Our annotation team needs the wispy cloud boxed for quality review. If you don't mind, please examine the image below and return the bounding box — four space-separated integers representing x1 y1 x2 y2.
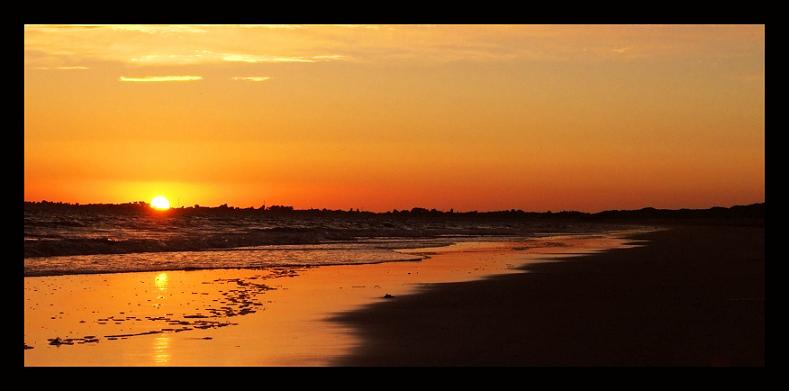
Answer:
26 25 208 34
129 53 214 65
222 54 319 63
311 54 346 61
119 75 202 82
34 66 90 70
25 25 348 67
107 25 208 34
232 76 271 82
234 24 305 29
25 25 764 68
126 51 344 66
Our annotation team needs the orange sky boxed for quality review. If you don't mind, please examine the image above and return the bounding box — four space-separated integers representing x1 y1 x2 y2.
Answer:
24 25 764 212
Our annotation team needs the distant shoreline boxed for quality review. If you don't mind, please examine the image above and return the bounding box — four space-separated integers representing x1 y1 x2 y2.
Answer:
24 200 765 220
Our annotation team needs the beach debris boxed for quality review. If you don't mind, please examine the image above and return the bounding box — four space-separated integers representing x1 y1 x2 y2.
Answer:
48 336 100 346
104 330 162 339
383 294 395 299
24 343 34 350
39 274 282 348
48 337 64 346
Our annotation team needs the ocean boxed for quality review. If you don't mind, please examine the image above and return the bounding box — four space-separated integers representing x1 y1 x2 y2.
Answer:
24 206 609 276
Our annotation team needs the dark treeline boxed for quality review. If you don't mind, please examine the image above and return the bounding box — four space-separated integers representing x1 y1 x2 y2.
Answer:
24 201 764 223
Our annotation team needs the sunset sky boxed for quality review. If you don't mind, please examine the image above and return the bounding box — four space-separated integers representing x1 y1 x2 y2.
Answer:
24 25 764 212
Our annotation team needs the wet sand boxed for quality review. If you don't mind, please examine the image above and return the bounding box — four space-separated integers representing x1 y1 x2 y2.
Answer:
333 225 765 366
24 230 644 366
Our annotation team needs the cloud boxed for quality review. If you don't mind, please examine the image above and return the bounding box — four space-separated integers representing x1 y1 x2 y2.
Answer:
129 53 215 65
311 54 346 61
25 25 348 67
107 25 207 34
34 66 90 70
222 54 317 63
26 25 207 34
234 24 305 29
125 52 344 66
25 25 764 68
119 75 203 82
232 76 271 82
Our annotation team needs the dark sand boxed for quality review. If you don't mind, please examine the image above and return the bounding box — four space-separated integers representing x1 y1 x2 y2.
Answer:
333 226 764 366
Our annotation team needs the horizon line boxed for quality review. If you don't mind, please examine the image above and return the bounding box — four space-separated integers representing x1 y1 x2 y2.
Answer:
23 199 765 215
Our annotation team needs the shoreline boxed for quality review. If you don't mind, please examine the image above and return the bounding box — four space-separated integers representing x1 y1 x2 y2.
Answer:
23 231 630 277
24 229 644 366
331 225 765 366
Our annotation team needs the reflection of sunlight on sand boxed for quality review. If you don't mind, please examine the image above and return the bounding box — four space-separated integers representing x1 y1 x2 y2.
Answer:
154 273 168 291
153 335 170 365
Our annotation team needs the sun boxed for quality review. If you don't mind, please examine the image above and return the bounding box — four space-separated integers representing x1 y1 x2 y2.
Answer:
150 196 171 210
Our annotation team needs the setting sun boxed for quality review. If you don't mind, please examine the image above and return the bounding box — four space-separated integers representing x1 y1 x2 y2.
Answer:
150 196 170 210
23 25 765 367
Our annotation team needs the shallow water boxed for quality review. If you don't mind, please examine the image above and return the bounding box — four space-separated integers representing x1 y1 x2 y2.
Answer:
24 240 430 276
25 207 622 259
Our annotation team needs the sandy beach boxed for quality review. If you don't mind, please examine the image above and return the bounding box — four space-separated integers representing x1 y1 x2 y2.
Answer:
333 225 765 366
24 230 645 366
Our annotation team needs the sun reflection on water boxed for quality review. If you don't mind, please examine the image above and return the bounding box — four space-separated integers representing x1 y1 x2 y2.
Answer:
152 335 170 365
154 273 168 291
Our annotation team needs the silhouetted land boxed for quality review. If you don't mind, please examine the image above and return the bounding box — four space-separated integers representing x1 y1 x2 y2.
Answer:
25 201 764 225
333 225 765 366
